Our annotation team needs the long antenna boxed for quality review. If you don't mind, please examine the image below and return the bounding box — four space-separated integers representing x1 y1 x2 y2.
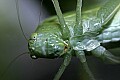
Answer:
15 0 28 41
0 52 28 80
38 0 44 25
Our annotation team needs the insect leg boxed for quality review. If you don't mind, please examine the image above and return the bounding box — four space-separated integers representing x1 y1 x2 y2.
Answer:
53 52 72 80
91 46 120 64
75 0 82 25
76 50 96 80
97 0 120 26
74 0 83 36
51 0 70 39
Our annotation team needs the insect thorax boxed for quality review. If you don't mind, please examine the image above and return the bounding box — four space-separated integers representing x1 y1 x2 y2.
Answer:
82 17 102 34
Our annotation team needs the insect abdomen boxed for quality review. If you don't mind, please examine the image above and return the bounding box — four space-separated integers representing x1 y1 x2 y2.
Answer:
97 8 120 43
97 29 120 43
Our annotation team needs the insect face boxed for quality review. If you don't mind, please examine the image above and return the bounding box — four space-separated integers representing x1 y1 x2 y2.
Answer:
28 32 68 59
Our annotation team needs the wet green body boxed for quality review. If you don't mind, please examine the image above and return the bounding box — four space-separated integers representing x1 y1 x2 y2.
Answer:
28 0 120 80
28 7 120 59
36 7 120 45
29 8 99 58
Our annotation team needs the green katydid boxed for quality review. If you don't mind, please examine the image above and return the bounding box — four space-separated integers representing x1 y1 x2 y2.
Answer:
28 0 120 80
1 0 120 80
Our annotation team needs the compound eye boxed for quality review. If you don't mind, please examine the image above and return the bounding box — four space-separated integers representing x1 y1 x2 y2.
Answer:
30 33 37 40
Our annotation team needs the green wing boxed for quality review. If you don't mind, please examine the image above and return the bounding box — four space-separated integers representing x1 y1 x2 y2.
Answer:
97 9 120 43
97 0 120 25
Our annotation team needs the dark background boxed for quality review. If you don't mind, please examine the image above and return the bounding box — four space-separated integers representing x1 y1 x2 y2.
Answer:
0 0 120 80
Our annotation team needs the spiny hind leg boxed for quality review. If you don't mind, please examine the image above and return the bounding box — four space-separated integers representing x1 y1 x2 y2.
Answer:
76 50 96 80
74 0 83 35
53 53 72 80
92 46 120 64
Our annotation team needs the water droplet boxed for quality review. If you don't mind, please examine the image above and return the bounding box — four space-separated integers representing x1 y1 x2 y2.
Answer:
31 55 37 59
